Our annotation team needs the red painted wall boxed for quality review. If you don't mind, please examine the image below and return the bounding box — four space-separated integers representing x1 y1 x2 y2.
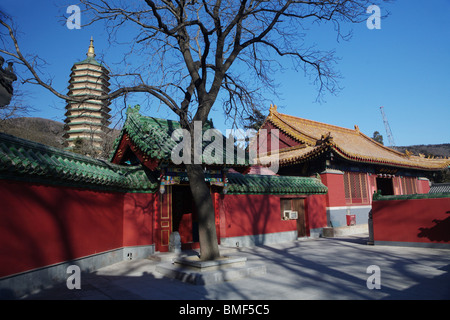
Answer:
0 177 329 278
305 194 327 229
0 180 156 278
219 194 327 238
417 179 430 194
220 194 295 238
372 197 450 244
123 193 156 247
320 173 346 207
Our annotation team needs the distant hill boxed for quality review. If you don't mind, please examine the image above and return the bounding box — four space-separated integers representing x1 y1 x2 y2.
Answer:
0 117 121 158
394 144 450 158
0 117 65 149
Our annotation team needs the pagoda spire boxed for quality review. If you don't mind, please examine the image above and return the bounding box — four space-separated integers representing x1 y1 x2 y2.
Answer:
87 36 95 58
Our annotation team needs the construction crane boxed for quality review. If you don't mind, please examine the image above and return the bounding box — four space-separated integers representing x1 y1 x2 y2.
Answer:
380 106 396 147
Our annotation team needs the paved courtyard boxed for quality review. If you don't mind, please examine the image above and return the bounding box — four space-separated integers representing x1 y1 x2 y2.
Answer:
19 233 450 300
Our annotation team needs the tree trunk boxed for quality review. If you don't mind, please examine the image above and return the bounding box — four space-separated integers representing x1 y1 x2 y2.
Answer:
185 163 220 261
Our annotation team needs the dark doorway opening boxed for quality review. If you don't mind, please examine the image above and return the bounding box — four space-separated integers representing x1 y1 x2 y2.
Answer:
172 186 199 248
376 177 394 196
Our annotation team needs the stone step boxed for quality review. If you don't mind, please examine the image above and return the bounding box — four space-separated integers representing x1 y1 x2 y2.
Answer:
156 256 266 285
148 251 196 262
148 246 240 263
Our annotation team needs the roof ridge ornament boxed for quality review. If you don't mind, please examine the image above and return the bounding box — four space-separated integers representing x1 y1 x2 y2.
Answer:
404 149 412 158
126 104 141 115
317 132 333 145
269 104 277 114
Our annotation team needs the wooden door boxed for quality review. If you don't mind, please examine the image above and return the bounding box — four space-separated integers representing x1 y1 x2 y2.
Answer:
280 198 292 217
292 198 306 238
156 186 172 252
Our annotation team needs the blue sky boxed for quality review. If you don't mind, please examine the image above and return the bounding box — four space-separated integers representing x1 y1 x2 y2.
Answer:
1 0 449 146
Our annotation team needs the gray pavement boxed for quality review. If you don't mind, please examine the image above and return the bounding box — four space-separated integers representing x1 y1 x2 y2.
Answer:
19 233 450 300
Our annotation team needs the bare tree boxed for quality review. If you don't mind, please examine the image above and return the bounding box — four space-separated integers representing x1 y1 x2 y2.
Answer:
0 1 390 260
0 83 35 120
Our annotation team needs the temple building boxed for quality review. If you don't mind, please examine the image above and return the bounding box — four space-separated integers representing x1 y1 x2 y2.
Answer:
257 105 450 234
0 105 329 296
63 37 111 155
2 98 448 296
110 105 329 250
1 34 449 296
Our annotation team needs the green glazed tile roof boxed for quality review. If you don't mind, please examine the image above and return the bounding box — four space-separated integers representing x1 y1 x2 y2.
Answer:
0 132 158 192
73 57 105 68
225 173 328 195
0 131 327 196
111 105 249 166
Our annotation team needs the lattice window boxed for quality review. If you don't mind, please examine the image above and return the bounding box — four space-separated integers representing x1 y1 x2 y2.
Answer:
343 172 369 204
343 172 351 202
360 174 368 202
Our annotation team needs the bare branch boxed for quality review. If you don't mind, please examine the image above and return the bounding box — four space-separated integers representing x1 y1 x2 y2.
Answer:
3 0 390 124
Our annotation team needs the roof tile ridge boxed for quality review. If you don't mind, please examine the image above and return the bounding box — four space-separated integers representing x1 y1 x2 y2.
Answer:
256 143 310 158
276 111 359 136
356 130 411 157
278 143 330 166
274 110 443 164
329 142 448 170
269 110 317 145
279 144 309 153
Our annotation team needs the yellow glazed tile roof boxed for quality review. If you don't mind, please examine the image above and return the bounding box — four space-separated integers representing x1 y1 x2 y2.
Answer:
261 105 450 170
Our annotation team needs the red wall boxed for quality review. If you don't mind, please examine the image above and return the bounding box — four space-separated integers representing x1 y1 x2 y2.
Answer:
305 194 327 230
0 178 329 278
320 173 346 207
123 193 157 247
417 179 430 194
219 194 327 239
372 197 450 244
0 180 155 278
220 194 294 238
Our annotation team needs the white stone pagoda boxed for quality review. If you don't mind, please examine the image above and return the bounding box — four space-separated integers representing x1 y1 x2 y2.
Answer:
64 37 111 154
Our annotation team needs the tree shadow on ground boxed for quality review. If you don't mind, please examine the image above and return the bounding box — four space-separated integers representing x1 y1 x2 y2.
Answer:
325 234 370 245
16 235 450 301
17 259 210 300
